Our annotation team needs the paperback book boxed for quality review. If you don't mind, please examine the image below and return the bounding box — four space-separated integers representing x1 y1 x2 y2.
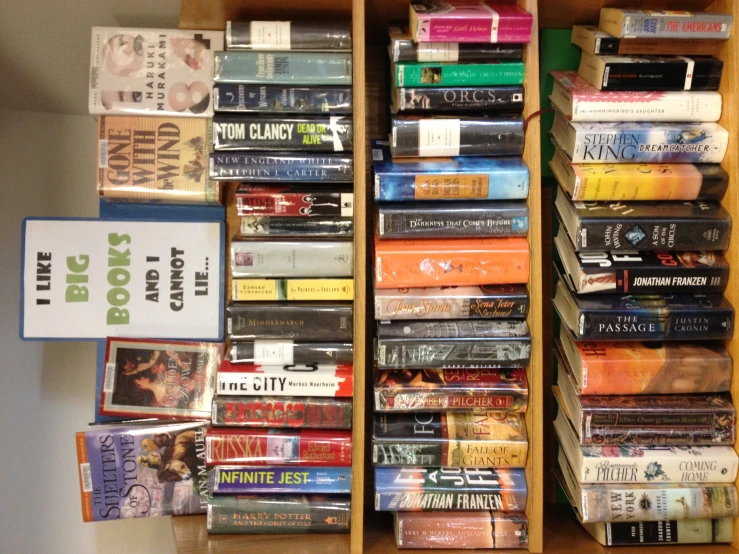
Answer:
217 363 353 397
209 153 353 182
239 216 354 237
213 84 352 113
226 302 352 340
393 61 525 87
235 185 353 217
211 396 353 429
389 27 524 63
232 279 354 301
599 9 733 40
571 25 718 56
225 21 352 51
392 85 524 114
210 466 351 494
231 239 354 278
213 52 352 85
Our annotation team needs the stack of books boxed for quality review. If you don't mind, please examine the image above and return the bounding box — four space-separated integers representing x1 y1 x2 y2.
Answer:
208 20 355 535
549 8 739 548
372 1 533 549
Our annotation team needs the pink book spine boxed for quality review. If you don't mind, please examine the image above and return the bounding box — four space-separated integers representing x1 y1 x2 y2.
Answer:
415 6 532 43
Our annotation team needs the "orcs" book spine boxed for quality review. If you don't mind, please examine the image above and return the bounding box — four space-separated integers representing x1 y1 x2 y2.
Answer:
212 396 353 428
213 84 352 113
213 115 352 152
394 61 525 87
211 467 352 494
227 302 353 340
213 52 353 85
392 86 524 114
209 153 354 182
207 495 351 534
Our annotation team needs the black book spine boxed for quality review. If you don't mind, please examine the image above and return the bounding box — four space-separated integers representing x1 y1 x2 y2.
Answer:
391 117 524 157
209 153 354 182
377 202 528 238
395 41 523 62
229 341 353 365
582 428 733 446
595 36 620 55
213 116 353 151
395 86 524 113
602 58 723 91
376 339 531 369
227 303 353 340
240 216 354 237
214 84 353 113
372 442 442 466
226 21 352 50
575 217 731 251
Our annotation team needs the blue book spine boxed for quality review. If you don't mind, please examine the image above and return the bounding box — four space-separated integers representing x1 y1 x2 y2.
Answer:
209 153 354 182
211 467 352 494
214 84 352 113
214 52 353 85
372 140 529 201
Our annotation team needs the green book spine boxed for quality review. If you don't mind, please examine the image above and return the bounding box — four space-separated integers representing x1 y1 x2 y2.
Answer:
207 495 351 534
395 62 524 87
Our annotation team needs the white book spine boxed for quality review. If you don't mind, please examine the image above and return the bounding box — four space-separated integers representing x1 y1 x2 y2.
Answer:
217 372 348 396
572 92 722 122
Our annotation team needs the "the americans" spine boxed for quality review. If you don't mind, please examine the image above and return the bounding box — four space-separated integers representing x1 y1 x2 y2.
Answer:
599 9 733 40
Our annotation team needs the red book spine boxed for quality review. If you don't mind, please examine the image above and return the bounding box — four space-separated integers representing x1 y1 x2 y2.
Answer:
205 428 352 466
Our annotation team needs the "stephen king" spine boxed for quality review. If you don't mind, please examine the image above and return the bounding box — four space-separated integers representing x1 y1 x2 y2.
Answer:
213 115 352 151
211 396 353 428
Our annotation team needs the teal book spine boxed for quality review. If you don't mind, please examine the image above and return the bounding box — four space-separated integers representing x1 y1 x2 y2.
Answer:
214 52 352 85
395 61 524 87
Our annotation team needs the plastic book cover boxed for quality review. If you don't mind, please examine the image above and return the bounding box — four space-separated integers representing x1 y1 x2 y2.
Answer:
226 302 352 340
232 278 354 301
374 368 529 412
213 52 352 85
393 85 524 113
226 21 352 51
89 27 223 116
76 421 209 521
228 341 352 366
211 396 353 429
389 27 523 62
210 466 351 494
99 338 223 420
217 363 353 397
394 61 525 87
209 152 354 182
375 467 527 511
232 239 353 278
584 519 733 546
571 24 718 56
214 84 352 113
599 9 733 39
235 184 353 217
239 216 354 237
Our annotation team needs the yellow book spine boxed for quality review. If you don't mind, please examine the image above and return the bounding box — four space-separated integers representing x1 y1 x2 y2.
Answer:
232 280 281 301
574 164 705 201
287 279 354 301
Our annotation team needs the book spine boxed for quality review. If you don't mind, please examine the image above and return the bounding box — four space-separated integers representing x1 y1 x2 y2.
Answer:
574 216 731 252
207 495 351 533
378 204 528 238
209 153 354 182
240 216 353 237
394 512 529 549
617 39 718 56
375 391 529 412
213 52 353 84
236 190 353 217
603 11 733 39
396 62 525 87
211 466 352 494
205 431 352 466
374 288 529 320
232 278 354 301
395 41 523 62
213 116 352 152
211 396 353 428
376 490 526 511
412 10 532 43
581 485 738 523
391 117 524 157
217 369 353 397
571 92 723 123
227 303 353 340
376 339 531 370
580 452 739 483
395 86 524 113
372 440 527 468
229 341 353 365
231 241 354 278
582 427 734 446
213 84 352 113
600 519 733 545
226 21 352 51
571 26 619 54
598 59 723 92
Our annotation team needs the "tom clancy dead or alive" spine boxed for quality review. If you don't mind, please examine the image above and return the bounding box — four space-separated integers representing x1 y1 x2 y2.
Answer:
236 185 353 217
217 363 354 397
227 302 353 340
213 115 352 151
392 85 524 114
211 396 353 429
214 84 352 113
207 495 350 534
228 341 353 366
225 21 352 51
377 201 528 239
209 153 354 182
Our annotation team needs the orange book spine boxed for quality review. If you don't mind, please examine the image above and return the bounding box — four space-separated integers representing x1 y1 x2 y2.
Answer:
76 432 93 522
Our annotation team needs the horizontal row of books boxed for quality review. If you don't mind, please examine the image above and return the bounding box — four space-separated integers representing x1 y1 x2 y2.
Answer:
550 7 737 549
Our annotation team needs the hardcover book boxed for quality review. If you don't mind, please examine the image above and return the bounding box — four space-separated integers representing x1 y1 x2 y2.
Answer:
213 115 352 152
409 2 533 43
209 153 353 182
395 511 529 549
389 27 523 63
557 449 739 523
375 467 527 511
374 284 529 320
551 113 730 163
373 411 528 468
232 279 354 301
211 396 353 429
213 52 352 85
205 428 351 466
391 116 524 158
214 84 352 113
554 223 730 294
584 519 733 546
549 143 728 201
20 218 224 340
207 495 350 534
231 239 354 278
393 61 525 87
556 326 732 396
599 9 733 39
392 85 524 114
374 368 529 412
226 302 352 340
97 116 220 204
554 394 739 483
225 21 352 51
372 140 529 201
554 186 732 251
378 201 528 239
578 53 723 91
217 363 353 397
228 341 353 366
571 25 718 56
376 320 531 370
99 338 223 420
374 236 530 289
235 185 353 217
89 28 223 116
553 268 735 342
76 421 209 521
240 216 354 237
210 466 351 494
549 71 723 122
